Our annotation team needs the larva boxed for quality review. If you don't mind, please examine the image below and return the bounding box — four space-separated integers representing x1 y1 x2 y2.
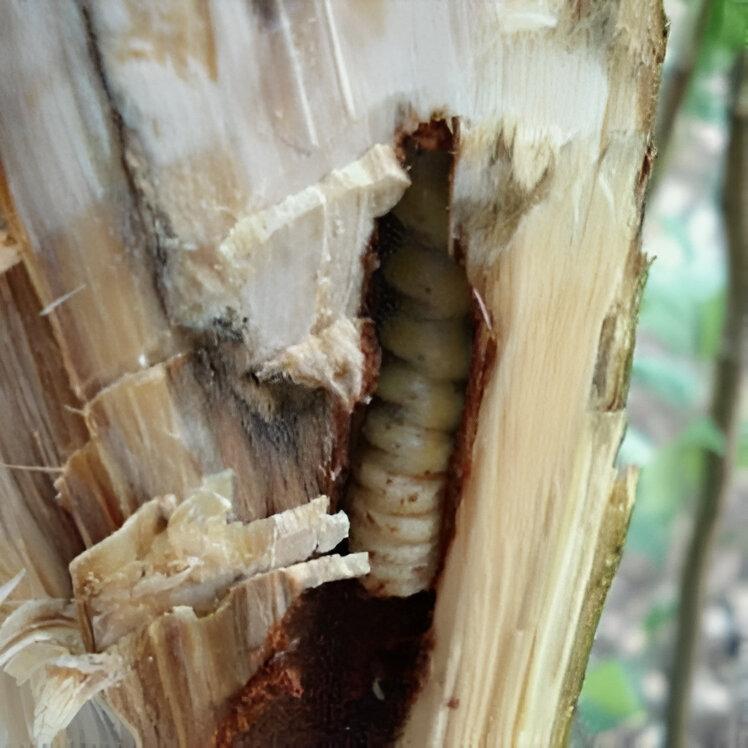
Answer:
347 145 472 597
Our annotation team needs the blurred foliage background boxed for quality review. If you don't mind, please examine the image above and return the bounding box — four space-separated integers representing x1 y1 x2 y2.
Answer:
574 0 747 745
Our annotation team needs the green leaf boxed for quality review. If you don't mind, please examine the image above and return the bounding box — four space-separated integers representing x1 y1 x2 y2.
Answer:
680 416 726 455
579 659 644 732
639 219 724 357
687 75 732 124
738 422 748 468
644 599 677 635
696 291 726 359
625 421 711 563
639 287 699 356
638 434 706 516
698 0 748 71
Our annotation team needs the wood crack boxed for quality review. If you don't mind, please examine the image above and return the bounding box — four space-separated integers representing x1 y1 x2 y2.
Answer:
79 1 177 343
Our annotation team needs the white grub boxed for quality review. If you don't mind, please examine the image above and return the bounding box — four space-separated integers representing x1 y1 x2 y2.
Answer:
349 147 471 597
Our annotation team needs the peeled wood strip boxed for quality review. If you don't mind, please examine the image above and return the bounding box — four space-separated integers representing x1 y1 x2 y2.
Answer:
0 600 80 671
70 474 350 651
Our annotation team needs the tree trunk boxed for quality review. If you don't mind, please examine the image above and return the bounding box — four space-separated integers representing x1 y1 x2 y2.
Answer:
0 1 665 745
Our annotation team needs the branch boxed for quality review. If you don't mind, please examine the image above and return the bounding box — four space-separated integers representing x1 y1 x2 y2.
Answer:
650 0 711 194
665 52 748 747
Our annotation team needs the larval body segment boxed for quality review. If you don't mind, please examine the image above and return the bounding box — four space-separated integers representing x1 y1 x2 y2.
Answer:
348 148 472 597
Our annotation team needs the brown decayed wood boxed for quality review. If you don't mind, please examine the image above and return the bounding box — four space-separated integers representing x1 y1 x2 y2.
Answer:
215 582 434 746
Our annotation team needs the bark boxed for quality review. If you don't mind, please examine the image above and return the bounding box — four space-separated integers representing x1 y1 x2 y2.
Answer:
0 1 665 745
